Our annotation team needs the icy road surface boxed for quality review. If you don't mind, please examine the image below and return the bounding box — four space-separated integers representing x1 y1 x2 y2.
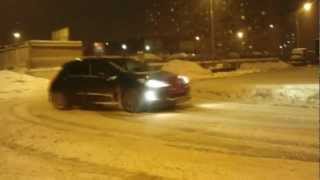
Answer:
0 67 319 180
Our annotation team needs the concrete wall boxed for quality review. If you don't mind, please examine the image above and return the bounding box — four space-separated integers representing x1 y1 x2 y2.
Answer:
0 40 83 70
0 43 30 70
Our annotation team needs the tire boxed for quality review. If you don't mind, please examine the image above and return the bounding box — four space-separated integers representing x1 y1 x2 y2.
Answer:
51 92 71 110
121 89 144 113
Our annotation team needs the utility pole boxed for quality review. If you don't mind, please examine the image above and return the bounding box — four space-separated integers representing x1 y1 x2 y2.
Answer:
209 0 215 60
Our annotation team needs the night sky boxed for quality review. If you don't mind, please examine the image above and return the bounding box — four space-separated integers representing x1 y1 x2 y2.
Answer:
0 0 305 45
0 0 149 44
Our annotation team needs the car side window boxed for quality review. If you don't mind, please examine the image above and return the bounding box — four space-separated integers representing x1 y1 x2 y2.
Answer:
67 62 89 76
91 62 118 78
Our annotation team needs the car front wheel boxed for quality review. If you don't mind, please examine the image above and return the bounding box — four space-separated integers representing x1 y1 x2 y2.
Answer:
51 92 71 110
121 89 144 113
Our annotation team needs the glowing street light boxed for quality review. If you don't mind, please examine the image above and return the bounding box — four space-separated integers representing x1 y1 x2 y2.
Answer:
145 45 151 51
13 32 21 40
303 2 312 12
121 44 127 50
296 2 313 47
195 36 201 41
269 24 275 29
237 31 244 39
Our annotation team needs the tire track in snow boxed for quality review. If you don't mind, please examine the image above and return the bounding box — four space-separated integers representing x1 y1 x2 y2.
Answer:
8 100 319 162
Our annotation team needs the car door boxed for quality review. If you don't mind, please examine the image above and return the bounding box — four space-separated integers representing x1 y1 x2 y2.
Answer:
86 61 119 102
65 61 90 104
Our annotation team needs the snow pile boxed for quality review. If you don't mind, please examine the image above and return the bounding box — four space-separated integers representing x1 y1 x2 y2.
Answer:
0 70 49 100
162 60 293 81
212 69 261 78
132 53 163 62
142 53 163 62
167 53 189 60
193 82 319 108
256 84 319 107
240 61 291 72
162 60 213 80
27 67 61 79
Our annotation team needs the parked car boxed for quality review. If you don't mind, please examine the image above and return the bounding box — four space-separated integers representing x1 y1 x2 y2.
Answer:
49 57 191 112
289 48 317 65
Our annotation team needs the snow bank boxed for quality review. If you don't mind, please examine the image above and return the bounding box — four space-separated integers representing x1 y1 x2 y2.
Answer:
193 82 319 108
132 53 163 62
240 61 291 72
167 53 189 60
143 53 163 61
211 69 261 78
27 67 61 79
162 60 213 80
0 70 49 100
162 60 293 81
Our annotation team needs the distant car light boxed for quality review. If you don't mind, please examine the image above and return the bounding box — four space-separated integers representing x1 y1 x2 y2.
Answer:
144 90 158 101
145 80 170 88
178 75 190 84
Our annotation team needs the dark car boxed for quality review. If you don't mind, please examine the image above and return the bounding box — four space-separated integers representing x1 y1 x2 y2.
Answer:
49 57 191 112
289 48 317 65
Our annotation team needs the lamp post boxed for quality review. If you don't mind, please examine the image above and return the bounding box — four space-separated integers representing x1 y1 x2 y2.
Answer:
296 2 313 48
13 32 21 42
194 36 201 54
209 0 215 60
236 31 245 54
121 44 128 56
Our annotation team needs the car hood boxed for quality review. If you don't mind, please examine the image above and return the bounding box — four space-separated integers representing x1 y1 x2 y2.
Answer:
133 70 177 81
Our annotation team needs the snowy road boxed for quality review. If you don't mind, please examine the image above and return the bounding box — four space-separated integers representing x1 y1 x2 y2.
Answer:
0 66 319 179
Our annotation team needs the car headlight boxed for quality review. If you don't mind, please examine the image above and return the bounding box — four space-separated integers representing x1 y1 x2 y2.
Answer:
145 80 170 88
178 75 190 84
144 90 158 101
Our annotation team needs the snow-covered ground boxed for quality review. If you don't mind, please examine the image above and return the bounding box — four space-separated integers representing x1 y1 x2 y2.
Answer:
0 65 319 179
0 70 48 100
163 60 318 108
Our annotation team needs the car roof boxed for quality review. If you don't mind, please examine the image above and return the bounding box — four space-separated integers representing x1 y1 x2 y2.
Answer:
81 56 137 64
63 57 142 69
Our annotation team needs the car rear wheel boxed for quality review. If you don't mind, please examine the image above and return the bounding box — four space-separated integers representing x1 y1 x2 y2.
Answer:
51 92 71 110
121 89 144 113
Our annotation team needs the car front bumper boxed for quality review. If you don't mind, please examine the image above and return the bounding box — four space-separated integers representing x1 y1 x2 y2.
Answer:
143 87 191 106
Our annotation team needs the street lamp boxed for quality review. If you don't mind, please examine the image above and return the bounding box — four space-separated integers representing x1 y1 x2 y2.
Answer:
237 31 244 39
145 45 151 52
296 2 313 47
121 44 127 50
209 0 215 60
13 32 21 40
269 24 275 29
303 2 312 12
